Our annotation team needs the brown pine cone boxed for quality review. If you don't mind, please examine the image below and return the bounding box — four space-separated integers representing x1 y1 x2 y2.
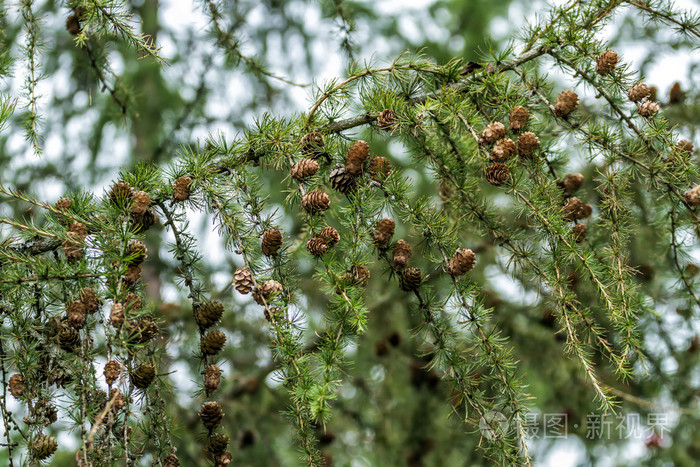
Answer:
491 138 516 162
628 83 651 102
638 101 659 117
104 360 121 386
349 265 370 287
479 122 506 144
132 208 157 234
125 317 158 345
291 158 320 180
215 451 234 467
572 223 587 243
253 280 283 305
80 287 100 314
69 221 88 240
196 301 224 329
562 197 589 221
319 226 340 247
32 400 57 426
485 163 510 186
204 364 222 393
517 132 540 158
9 374 27 399
447 248 476 276
373 218 395 247
554 90 579 117
210 433 230 454
199 401 224 431
163 454 180 467
392 239 412 269
261 228 283 256
108 388 126 413
669 82 683 104
377 109 397 130
306 237 328 257
131 363 156 389
31 434 58 460
66 301 86 329
126 240 147 266
110 303 125 326
509 106 529 132
58 326 81 352
109 180 133 205
124 292 142 311
201 330 227 356
596 50 619 75
123 264 142 286
684 186 700 206
66 14 80 35
55 197 72 224
369 157 392 180
131 191 150 217
301 189 330 213
233 268 254 294
300 131 326 158
329 165 357 194
345 140 370 175
558 173 584 194
676 140 694 154
173 176 193 202
399 267 423 292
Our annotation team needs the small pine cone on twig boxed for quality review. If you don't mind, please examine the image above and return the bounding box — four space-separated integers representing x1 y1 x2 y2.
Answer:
109 180 133 206
345 140 370 175
628 83 651 102
329 165 356 194
210 433 230 454
9 374 27 399
58 326 81 352
669 82 684 104
596 50 619 75
66 300 86 329
399 267 423 292
173 176 192 202
638 101 659 117
131 363 156 389
300 132 326 158
683 186 700 207
104 360 121 386
32 400 57 426
319 226 340 247
509 106 529 132
233 268 254 294
80 287 100 314
196 301 224 329
373 218 395 247
301 189 330 214
306 237 329 257
126 240 147 266
124 292 142 311
572 223 588 243
204 364 222 393
392 239 412 269
215 451 234 467
253 280 283 305
517 132 540 158
201 330 227 356
484 163 511 186
369 157 392 180
261 228 283 256
554 90 579 117
31 434 58 460
123 265 142 287
447 248 476 276
479 122 506 144
131 191 150 217
676 140 694 154
491 138 516 162
55 197 72 224
199 401 224 431
377 109 397 130
108 388 126 413
125 317 159 345
349 265 371 287
558 173 584 194
110 303 125 326
562 197 591 221
132 208 157 234
163 454 180 467
291 158 320 180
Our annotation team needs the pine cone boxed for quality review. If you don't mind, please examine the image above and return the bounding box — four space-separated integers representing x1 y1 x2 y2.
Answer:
399 267 423 292
110 303 125 326
319 226 340 247
253 280 283 305
132 208 157 234
131 191 151 217
8 374 26 399
485 163 510 186
392 239 412 269
596 50 619 75
66 14 80 35
509 106 529 132
301 189 330 213
638 101 659 117
69 221 88 239
447 248 476 276
125 317 159 345
572 223 587 243
55 197 72 224
210 433 230 454
64 222 87 263
306 237 328 257
126 240 147 266
196 301 224 329
80 287 100 314
131 363 156 389
349 265 370 287
369 157 392 180
66 300 86 329
58 326 81 352
669 82 683 104
372 218 395 247
32 400 57 426
199 401 224 430
554 90 579 117
201 330 227 356
300 132 326 158
204 364 222 393
345 140 370 175
173 176 192 202
479 122 506 144
628 83 651 102
377 109 397 130
109 180 133 206
123 264 142 286
108 388 126 413
562 197 591 221
291 158 320 180
215 451 234 466
491 138 516 162
31 434 58 460
517 132 540 158
124 292 142 311
104 360 121 386
558 173 584 194
329 165 356 194
261 228 283 256
163 454 180 467
684 186 700 207
233 268 254 294
676 140 694 154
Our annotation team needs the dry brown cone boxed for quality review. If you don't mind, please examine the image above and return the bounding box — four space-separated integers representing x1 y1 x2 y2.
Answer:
447 248 476 276
291 158 320 180
173 176 192 202
66 300 86 329
638 101 659 117
104 360 121 386
196 301 224 329
562 197 591 221
131 363 156 389
349 265 371 287
300 131 326 158
517 132 540 158
31 434 58 460
123 264 142 286
109 180 133 205
306 237 328 257
108 388 126 413
684 186 700 207
126 317 159 345
554 90 579 117
345 140 370 175
66 14 80 35
253 280 283 305
628 83 651 102
301 189 331 213
199 401 224 430
399 267 423 292
210 433 230 454
369 156 392 180
9 374 27 399
669 81 684 104
31 400 58 426
124 292 142 311
233 268 254 294
479 122 506 144
58 326 81 352
372 218 395 247
126 240 147 266
558 173 584 194
64 221 88 262
201 330 227 356
392 239 412 269
596 50 619 75
377 109 397 130
110 303 125 326
329 165 356 194
131 191 151 217
319 226 340 247
132 208 157 234
204 364 222 393
484 163 510 186
676 140 694 154
572 223 588 243
509 106 529 132
215 451 234 467
163 454 180 467
80 287 100 314
491 138 516 162
261 228 283 256
55 197 72 224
